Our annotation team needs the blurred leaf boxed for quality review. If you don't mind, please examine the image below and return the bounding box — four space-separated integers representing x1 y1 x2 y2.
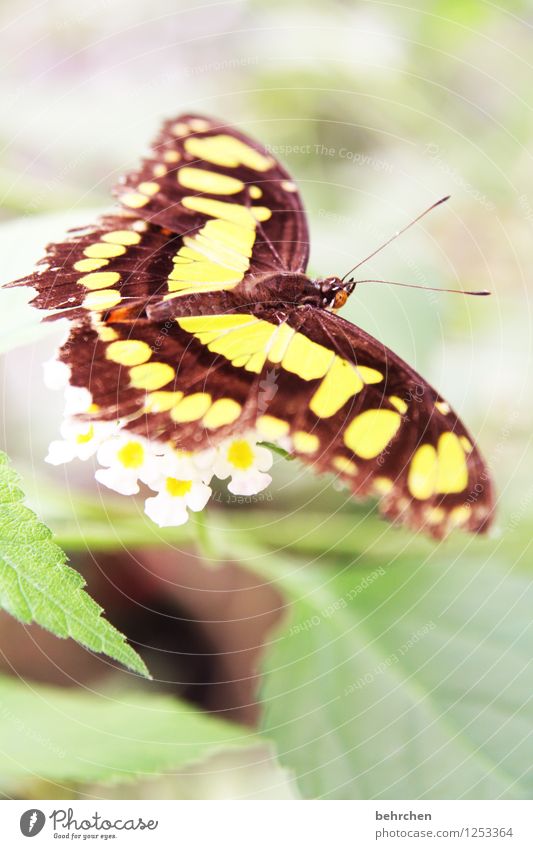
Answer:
0 286 61 355
0 675 263 784
0 451 149 678
256 535 533 799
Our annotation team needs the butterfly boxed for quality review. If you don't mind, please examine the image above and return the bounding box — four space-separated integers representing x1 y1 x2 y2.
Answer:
11 113 494 537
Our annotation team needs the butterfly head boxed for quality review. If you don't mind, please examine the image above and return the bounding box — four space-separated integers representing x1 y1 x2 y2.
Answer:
317 277 357 311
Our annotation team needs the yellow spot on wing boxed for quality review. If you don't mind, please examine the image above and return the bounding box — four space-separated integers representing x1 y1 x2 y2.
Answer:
389 395 408 414
344 409 401 459
182 195 256 229
122 192 150 208
82 289 121 310
138 181 159 196
357 366 382 384
171 392 212 422
282 333 335 380
129 362 175 390
84 242 126 259
435 432 468 494
435 400 451 415
374 476 393 494
178 314 254 335
249 185 262 199
183 234 249 272
450 505 471 525
257 415 290 439
460 435 473 453
281 180 297 192
310 357 363 418
168 260 243 289
333 455 358 475
251 206 272 222
267 323 295 363
178 167 244 195
106 339 152 366
171 122 189 136
164 150 181 163
97 325 119 342
74 258 108 272
293 431 319 454
202 218 255 255
78 271 121 290
184 134 273 171
426 506 445 525
203 398 242 429
408 444 438 500
189 118 211 132
145 391 184 413
102 230 142 246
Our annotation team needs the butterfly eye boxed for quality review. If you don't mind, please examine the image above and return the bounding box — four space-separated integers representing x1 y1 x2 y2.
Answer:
333 290 348 309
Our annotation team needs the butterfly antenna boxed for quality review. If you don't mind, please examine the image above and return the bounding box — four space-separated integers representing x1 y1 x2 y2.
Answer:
353 278 491 296
341 195 450 283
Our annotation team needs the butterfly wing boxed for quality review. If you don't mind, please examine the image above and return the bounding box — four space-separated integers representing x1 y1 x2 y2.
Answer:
114 113 310 285
57 295 493 538
12 115 309 316
10 213 178 319
244 305 494 538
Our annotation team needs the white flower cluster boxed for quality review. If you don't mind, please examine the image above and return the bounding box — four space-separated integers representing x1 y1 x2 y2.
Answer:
43 358 274 527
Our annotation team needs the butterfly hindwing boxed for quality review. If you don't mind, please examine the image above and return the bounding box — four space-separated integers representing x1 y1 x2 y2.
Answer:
62 295 493 537
274 306 493 537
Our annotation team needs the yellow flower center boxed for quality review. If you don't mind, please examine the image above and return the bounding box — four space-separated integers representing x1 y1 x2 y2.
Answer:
227 439 254 470
117 440 145 469
75 425 94 444
165 477 193 497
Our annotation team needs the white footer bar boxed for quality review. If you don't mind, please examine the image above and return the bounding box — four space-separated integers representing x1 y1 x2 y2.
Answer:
3 799 532 847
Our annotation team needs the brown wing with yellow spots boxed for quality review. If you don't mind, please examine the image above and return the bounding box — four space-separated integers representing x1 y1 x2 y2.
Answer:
63 301 493 538
56 314 265 446
12 114 309 318
113 113 310 293
9 213 178 320
257 306 493 537
164 305 494 537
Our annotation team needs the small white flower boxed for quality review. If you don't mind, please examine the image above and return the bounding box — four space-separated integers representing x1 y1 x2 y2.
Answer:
43 358 71 390
145 477 212 527
64 385 94 416
157 446 216 486
95 434 161 495
45 418 116 465
213 436 273 496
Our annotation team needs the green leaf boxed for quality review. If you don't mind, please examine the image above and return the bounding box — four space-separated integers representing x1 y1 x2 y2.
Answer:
259 442 295 461
255 524 533 799
0 675 263 784
0 451 149 678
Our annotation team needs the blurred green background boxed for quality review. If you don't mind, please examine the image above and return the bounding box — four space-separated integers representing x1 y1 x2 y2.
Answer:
0 0 531 800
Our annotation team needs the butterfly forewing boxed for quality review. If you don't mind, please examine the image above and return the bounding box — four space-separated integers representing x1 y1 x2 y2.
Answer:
114 114 310 291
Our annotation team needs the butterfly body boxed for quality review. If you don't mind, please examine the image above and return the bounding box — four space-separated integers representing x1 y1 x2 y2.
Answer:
11 113 494 537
